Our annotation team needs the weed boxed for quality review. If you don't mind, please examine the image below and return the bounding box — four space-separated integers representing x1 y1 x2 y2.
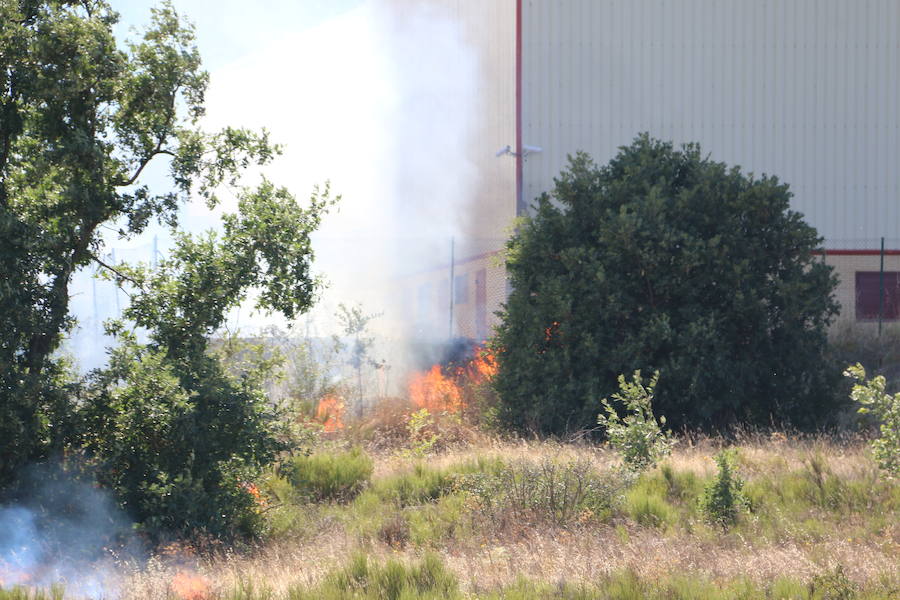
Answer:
403 409 441 458
597 371 674 472
377 512 411 549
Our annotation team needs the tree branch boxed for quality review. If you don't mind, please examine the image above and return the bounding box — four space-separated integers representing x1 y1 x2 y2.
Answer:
117 147 176 187
91 252 143 292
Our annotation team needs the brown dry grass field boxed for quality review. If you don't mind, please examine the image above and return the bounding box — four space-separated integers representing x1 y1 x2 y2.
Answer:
87 431 896 600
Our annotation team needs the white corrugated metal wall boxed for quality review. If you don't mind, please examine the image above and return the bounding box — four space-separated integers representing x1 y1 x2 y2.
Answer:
520 0 900 248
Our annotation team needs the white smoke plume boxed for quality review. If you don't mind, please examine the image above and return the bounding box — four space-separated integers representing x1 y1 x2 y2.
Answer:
64 0 485 372
0 464 144 598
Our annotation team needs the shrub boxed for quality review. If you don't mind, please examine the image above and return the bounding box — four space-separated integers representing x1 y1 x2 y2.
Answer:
809 565 857 600
597 371 674 471
372 459 500 507
624 487 676 528
492 135 840 435
288 553 460 600
460 458 630 527
285 447 373 502
845 364 900 477
700 450 747 530
403 409 441 458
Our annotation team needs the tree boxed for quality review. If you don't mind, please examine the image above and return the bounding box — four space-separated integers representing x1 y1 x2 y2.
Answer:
0 0 329 538
492 135 840 434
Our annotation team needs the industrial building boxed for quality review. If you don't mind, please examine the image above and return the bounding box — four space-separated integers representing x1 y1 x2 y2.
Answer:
394 0 900 340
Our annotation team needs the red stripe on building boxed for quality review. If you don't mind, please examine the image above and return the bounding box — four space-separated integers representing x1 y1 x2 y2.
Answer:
515 0 524 216
815 249 900 256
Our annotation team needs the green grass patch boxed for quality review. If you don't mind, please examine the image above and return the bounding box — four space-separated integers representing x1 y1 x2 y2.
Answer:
284 447 373 502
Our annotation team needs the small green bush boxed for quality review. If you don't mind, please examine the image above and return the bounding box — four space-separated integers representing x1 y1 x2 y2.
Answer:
845 364 900 477
287 553 460 600
598 371 674 472
624 487 676 528
659 464 702 503
373 459 501 507
460 458 630 526
285 447 373 502
699 449 747 530
809 565 857 600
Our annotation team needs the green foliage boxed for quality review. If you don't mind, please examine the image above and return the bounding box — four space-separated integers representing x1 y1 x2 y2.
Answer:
699 450 747 530
287 553 460 600
809 565 857 600
845 364 900 477
0 0 333 536
624 488 675 528
75 332 282 540
0 0 331 528
492 135 840 435
285 448 373 502
460 458 630 526
597 371 673 471
0 0 271 483
403 409 441 458
0 585 64 600
334 303 385 409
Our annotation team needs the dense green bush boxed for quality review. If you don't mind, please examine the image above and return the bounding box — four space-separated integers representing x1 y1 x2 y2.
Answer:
285 448 374 502
492 135 840 434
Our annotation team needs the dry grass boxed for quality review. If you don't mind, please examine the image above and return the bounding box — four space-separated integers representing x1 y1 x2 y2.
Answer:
5 434 896 599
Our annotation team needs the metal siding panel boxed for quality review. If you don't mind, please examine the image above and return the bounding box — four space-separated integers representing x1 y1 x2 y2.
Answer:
520 0 898 245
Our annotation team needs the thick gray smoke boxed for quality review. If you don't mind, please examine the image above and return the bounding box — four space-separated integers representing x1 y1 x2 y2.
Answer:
0 464 143 597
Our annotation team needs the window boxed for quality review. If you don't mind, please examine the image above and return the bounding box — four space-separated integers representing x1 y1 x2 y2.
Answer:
855 272 900 321
454 273 468 304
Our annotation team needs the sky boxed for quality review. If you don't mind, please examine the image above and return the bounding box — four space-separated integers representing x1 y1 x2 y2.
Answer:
67 0 483 368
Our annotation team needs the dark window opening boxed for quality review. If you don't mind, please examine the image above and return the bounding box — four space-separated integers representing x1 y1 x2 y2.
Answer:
855 271 900 321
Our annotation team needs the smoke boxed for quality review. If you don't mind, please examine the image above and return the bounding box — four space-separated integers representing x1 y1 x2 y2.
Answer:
197 0 484 338
0 463 144 597
59 0 488 402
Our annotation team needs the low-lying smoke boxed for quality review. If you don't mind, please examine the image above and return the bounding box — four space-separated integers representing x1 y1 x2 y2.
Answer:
0 463 144 597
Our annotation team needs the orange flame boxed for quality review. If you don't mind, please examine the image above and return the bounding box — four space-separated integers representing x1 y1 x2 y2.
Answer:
408 365 464 413
239 481 267 508
467 349 498 382
407 346 497 413
544 321 560 341
316 394 345 432
171 570 210 600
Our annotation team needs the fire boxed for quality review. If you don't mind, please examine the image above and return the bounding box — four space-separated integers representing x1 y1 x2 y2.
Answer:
407 346 497 413
467 349 498 382
408 364 464 413
171 570 210 600
239 481 267 508
316 394 345 432
544 321 560 341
